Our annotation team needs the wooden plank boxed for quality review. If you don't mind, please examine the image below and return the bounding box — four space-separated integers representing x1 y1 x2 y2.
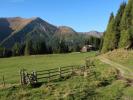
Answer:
37 65 80 73
61 68 71 72
37 66 80 80
50 74 60 77
38 74 59 79
62 70 70 74
37 68 58 73
61 66 72 69
49 70 59 73
37 76 48 79
37 72 49 76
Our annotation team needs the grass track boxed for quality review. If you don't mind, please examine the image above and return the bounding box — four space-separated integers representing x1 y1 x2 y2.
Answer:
98 56 133 79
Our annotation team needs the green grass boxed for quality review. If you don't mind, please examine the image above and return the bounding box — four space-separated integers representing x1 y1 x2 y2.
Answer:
96 80 127 100
110 56 133 72
0 51 133 100
122 86 133 99
102 49 133 99
116 58 133 72
0 58 120 100
0 52 95 83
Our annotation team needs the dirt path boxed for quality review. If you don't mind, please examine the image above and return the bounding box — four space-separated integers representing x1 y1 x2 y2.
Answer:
98 56 133 79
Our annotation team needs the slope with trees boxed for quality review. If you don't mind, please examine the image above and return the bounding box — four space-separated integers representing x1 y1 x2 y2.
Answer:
0 17 101 57
101 1 133 53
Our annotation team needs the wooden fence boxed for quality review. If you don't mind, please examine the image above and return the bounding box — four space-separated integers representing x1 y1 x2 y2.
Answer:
37 65 85 81
20 65 87 86
0 59 94 87
0 75 5 88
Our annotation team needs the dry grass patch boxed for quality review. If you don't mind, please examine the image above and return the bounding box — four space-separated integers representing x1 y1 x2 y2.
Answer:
103 49 133 60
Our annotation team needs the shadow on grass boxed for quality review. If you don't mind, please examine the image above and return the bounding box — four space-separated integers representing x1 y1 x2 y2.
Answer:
30 82 44 88
32 74 73 88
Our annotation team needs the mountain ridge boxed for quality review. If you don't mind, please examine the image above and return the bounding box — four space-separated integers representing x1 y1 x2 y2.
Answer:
0 17 102 48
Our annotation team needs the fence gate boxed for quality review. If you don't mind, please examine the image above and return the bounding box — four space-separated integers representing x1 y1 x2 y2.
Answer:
20 69 37 85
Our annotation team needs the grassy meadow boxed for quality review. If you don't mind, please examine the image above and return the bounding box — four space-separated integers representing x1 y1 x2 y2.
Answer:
0 52 96 84
0 51 132 100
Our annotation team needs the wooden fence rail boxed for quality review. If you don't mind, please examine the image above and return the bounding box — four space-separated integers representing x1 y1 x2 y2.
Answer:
0 59 94 87
20 65 86 85
36 66 80 81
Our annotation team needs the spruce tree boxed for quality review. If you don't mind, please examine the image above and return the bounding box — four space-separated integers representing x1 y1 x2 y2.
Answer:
101 13 117 53
0 47 4 57
114 2 126 48
119 0 133 48
24 40 32 55
12 43 22 56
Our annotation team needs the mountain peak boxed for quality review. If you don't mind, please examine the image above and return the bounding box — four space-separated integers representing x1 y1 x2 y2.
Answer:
30 17 41 20
0 17 34 32
56 26 77 35
80 31 103 38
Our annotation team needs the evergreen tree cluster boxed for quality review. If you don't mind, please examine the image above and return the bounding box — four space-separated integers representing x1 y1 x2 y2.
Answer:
101 0 133 53
0 34 100 57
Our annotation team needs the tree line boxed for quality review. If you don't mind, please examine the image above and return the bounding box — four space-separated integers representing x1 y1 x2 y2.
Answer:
0 34 101 57
101 0 133 53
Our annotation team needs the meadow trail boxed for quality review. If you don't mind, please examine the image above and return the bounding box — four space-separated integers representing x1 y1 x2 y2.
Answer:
98 56 133 80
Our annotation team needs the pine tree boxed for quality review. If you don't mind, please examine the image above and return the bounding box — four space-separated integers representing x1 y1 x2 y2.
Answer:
119 0 133 48
59 40 69 53
0 47 4 57
12 43 22 56
39 40 47 54
99 32 106 52
101 13 117 53
114 2 126 48
24 40 32 56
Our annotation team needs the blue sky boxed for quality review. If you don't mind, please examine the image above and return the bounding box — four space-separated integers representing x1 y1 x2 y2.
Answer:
0 0 128 32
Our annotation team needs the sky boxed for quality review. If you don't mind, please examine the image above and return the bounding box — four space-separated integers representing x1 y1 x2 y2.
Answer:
0 0 128 32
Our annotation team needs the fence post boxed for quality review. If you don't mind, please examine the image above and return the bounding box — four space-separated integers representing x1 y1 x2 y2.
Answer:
59 67 62 78
20 69 27 85
48 70 51 82
20 69 25 85
34 71 37 83
71 66 74 74
20 69 22 85
25 72 30 85
2 75 5 87
22 69 26 85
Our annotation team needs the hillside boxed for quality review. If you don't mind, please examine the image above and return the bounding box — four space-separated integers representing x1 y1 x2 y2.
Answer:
54 26 78 41
0 17 32 44
80 31 103 38
0 17 57 48
0 17 102 49
0 17 101 57
55 26 77 35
